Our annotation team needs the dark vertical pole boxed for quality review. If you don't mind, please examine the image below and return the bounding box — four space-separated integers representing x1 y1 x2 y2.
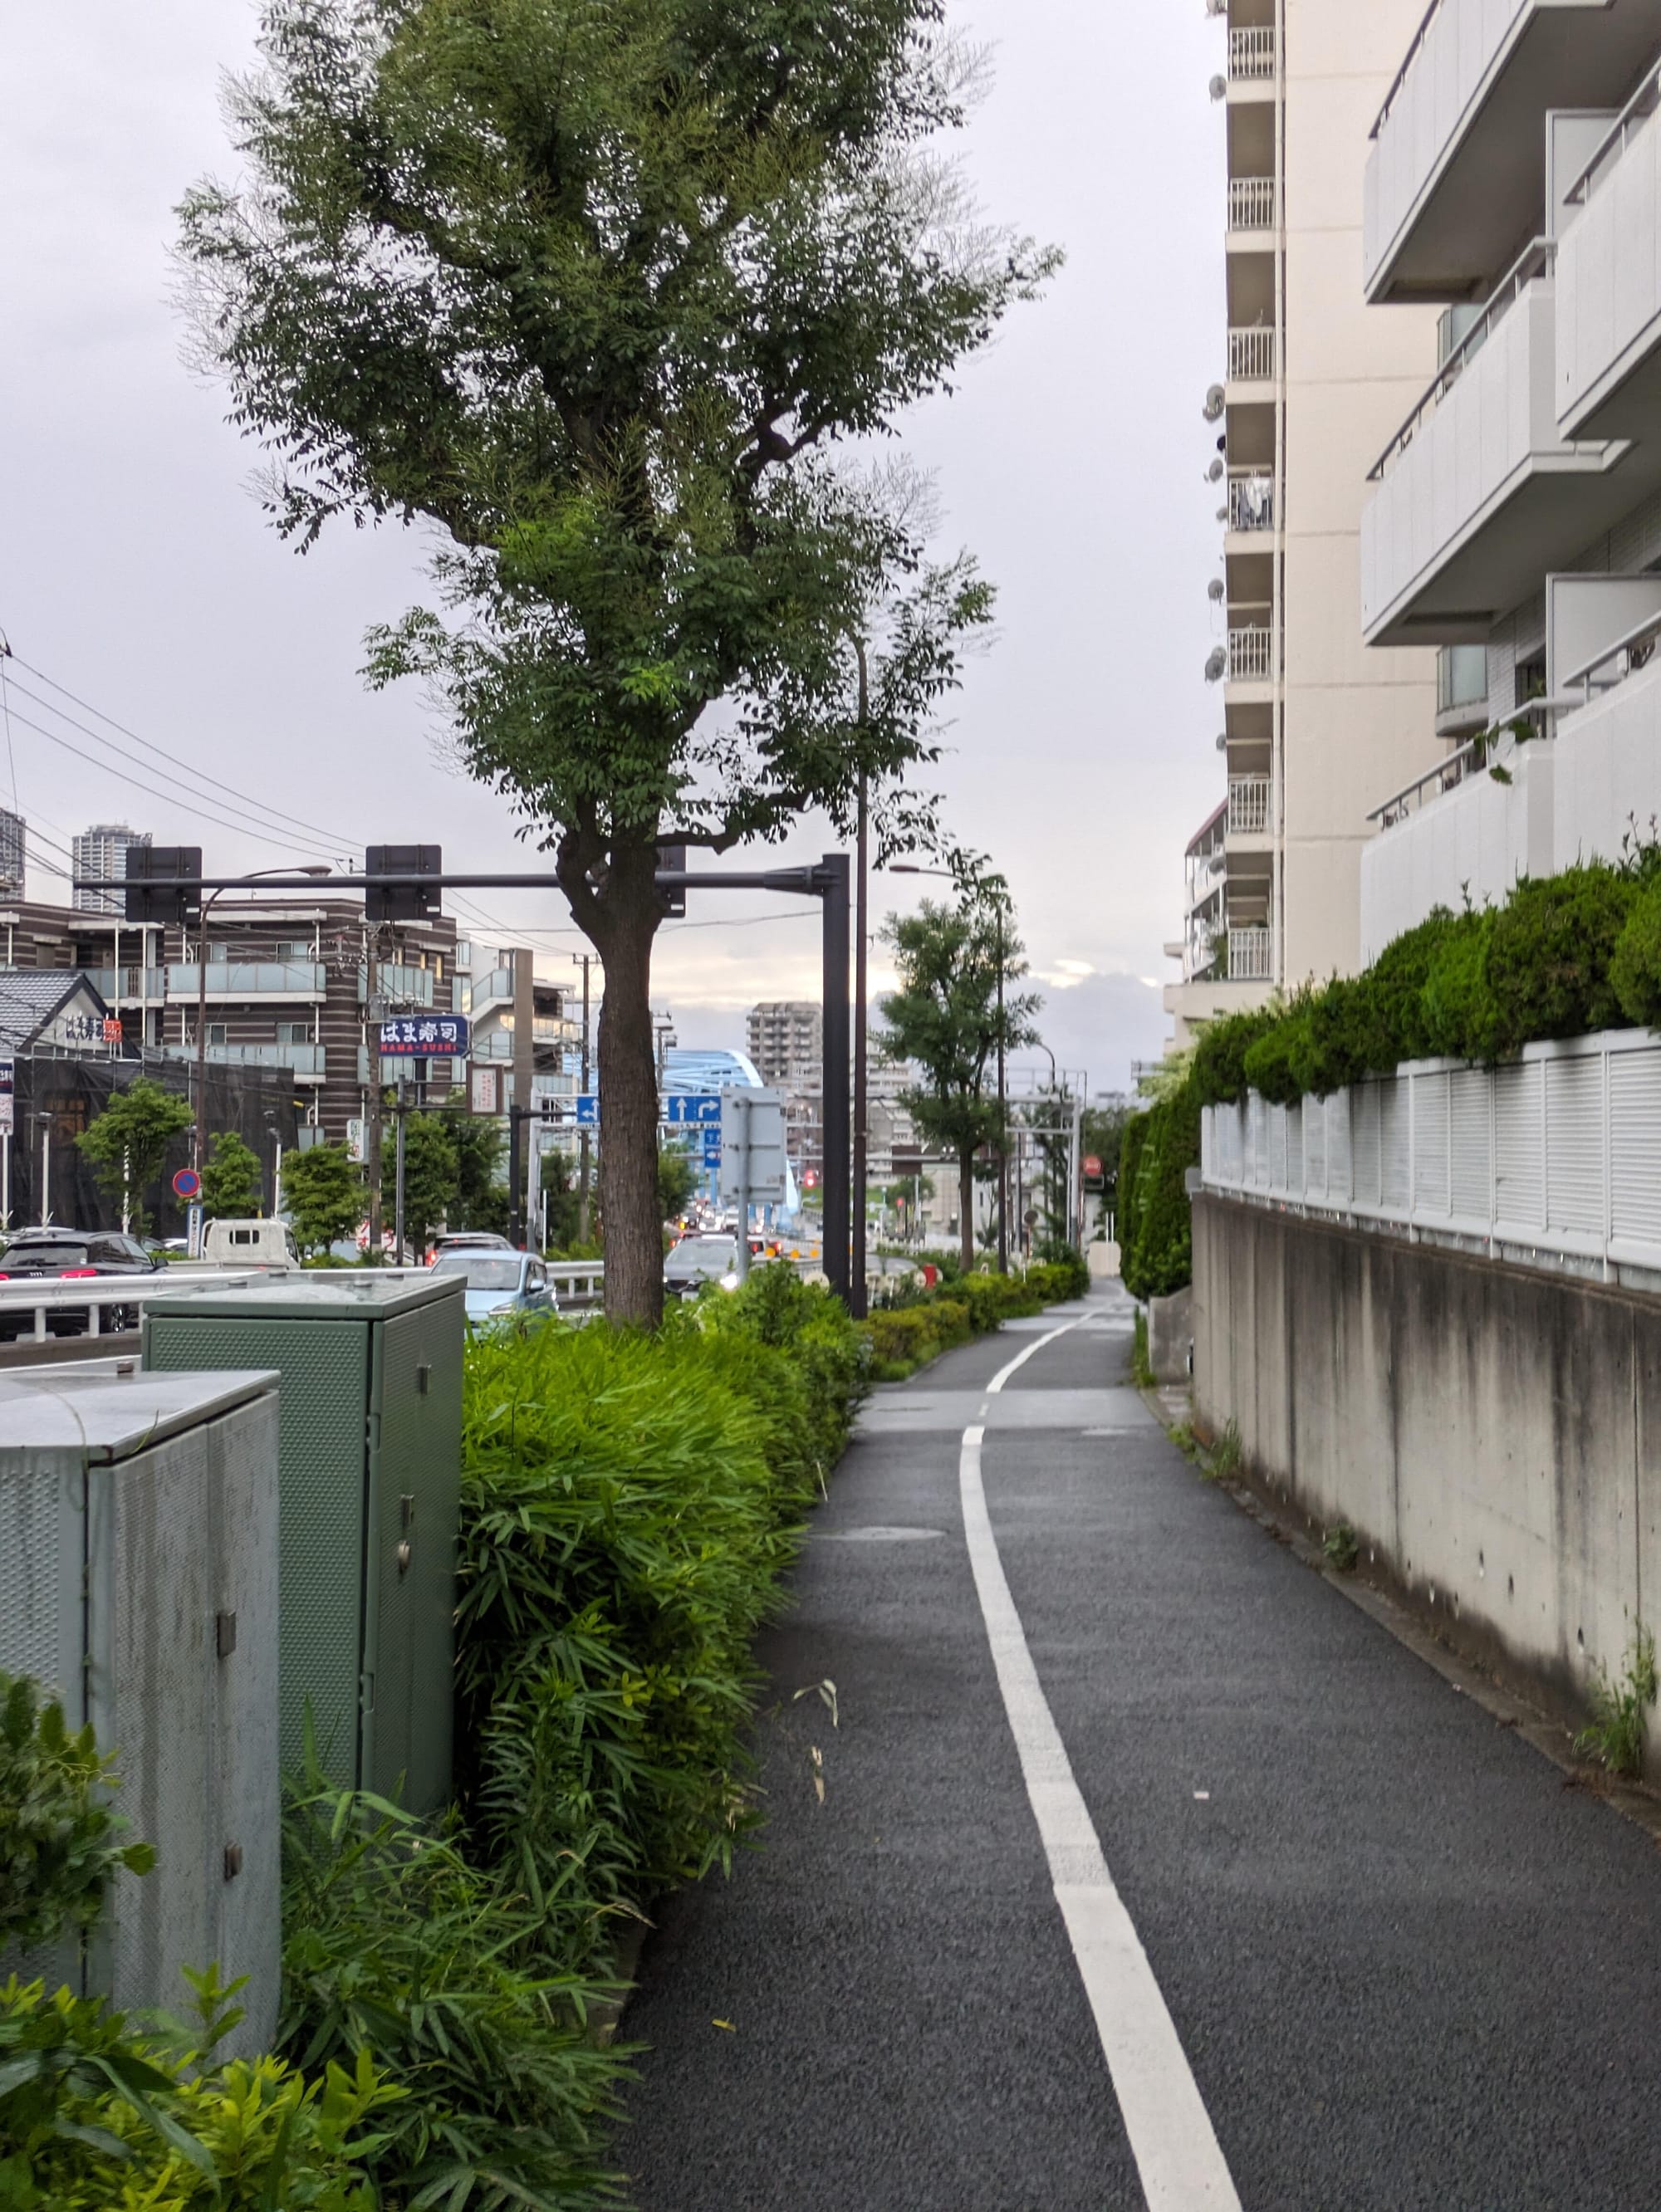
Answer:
820 852 851 1304
996 902 1009 1274
507 1104 524 1249
851 769 869 1320
577 954 593 1244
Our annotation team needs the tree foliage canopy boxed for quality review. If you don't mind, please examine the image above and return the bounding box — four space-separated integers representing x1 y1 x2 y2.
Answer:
179 0 1056 1319
282 1141 365 1258
74 1079 193 1235
199 1128 266 1220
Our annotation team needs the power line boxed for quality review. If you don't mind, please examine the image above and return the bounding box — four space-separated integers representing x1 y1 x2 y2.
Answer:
2 703 339 862
10 658 361 857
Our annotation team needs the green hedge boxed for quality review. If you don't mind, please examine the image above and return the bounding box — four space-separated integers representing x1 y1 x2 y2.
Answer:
1131 851 1661 1306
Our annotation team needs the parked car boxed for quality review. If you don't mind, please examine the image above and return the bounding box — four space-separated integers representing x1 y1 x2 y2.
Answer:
664 1233 742 1300
429 1247 557 1329
0 1226 163 1340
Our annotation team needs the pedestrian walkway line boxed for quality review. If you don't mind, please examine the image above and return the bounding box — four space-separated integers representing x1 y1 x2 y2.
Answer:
961 1317 1241 2211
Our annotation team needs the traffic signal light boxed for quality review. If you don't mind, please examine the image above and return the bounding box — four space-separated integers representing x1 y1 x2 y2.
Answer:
365 844 443 923
657 840 687 918
124 845 203 927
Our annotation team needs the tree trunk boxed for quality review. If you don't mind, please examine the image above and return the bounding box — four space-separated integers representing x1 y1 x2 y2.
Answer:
958 1148 975 1275
561 837 667 1330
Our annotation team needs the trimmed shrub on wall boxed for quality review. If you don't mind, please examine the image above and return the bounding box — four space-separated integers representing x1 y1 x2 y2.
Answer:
1484 865 1637 1050
1121 1087 1200 1302
1613 875 1661 1025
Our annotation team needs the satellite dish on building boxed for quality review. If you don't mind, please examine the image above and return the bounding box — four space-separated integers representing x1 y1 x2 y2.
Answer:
1204 647 1227 684
1203 384 1225 422
1207 456 1225 482
1208 74 1227 101
1208 577 1226 602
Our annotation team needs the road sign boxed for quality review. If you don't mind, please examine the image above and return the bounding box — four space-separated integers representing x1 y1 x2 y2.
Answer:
345 1118 367 1164
702 1131 723 1167
718 1087 786 1206
173 1167 203 1201
575 1094 599 1127
186 1201 204 1258
664 1094 722 1127
1083 1154 1102 1178
0 1059 12 1138
378 1015 469 1057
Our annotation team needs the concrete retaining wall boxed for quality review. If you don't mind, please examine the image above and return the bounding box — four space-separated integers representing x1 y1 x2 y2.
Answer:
1193 1192 1661 1767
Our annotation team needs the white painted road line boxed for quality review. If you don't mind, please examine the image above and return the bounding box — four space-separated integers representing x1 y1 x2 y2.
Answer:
960 1319 1241 2211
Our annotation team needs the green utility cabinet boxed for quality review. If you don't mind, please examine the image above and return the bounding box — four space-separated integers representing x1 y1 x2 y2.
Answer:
144 1275 464 1814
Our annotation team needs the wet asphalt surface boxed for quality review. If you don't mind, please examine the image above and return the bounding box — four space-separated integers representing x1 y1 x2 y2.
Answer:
619 1285 1661 2210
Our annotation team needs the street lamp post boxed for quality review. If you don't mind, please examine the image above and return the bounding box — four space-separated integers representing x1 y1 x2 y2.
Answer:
194 865 329 1185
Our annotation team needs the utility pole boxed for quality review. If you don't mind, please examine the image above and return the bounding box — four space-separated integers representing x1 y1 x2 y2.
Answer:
572 952 594 1244
393 1084 408 1264
996 893 1009 1275
365 928 385 1260
852 743 870 1319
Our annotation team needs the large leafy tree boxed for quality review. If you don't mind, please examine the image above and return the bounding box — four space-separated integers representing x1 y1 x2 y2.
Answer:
281 1142 365 1258
74 1079 194 1236
878 871 1040 1272
200 1129 266 1219
179 0 1054 1322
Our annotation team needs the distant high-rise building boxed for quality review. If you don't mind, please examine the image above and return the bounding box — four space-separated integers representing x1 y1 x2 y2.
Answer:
0 810 23 902
746 1000 822 1089
71 823 151 915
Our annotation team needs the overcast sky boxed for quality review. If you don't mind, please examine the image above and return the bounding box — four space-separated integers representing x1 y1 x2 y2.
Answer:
0 2 1224 1094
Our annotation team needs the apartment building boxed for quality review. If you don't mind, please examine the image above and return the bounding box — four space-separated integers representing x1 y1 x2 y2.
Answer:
746 1001 823 1089
1166 0 1443 1044
0 811 23 903
0 893 576 1153
1357 0 1661 953
71 824 150 915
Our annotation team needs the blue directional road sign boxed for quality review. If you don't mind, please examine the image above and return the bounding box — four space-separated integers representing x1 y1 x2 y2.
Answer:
664 1094 723 1127
574 1094 599 1127
701 1131 723 1167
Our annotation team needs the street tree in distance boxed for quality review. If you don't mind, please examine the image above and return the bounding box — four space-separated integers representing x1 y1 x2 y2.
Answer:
75 1079 193 1236
381 1113 458 1260
281 1142 364 1260
878 875 1041 1273
179 0 1056 1324
199 1130 264 1220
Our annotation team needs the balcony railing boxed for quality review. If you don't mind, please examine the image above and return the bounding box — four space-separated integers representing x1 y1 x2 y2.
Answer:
1227 325 1278 382
1229 927 1275 982
1228 177 1278 232
1228 26 1276 80
359 963 435 1008
1227 627 1276 683
356 1046 458 1083
462 966 515 1015
89 967 168 1002
164 1040 326 1077
1227 776 1272 836
1227 472 1276 534
164 962 326 1000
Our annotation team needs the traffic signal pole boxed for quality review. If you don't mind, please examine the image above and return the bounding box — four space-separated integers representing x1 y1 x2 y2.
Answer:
96 849 855 1304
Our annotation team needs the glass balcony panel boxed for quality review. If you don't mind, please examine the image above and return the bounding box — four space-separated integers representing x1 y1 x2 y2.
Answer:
165 962 326 998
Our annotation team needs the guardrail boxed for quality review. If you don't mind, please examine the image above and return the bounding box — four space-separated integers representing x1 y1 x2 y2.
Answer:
1227 627 1276 683
1228 927 1275 981
1227 472 1275 533
1227 776 1271 835
0 1272 263 1347
1201 1028 1661 1284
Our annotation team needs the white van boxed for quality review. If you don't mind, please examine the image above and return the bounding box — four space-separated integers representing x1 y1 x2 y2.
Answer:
198 1219 301 1270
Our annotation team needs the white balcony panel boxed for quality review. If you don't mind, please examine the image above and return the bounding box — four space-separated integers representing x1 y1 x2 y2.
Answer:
163 1040 326 1078
1359 745 1555 962
1365 0 1654 304
1362 276 1644 647
1558 81 1661 438
1551 651 1661 873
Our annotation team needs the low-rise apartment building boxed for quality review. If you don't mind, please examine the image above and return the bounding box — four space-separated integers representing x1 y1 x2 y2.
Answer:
1167 0 1443 1045
1358 0 1661 952
0 896 576 1151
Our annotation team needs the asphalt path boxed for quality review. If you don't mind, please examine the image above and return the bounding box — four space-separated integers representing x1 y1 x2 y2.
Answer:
620 1284 1661 2209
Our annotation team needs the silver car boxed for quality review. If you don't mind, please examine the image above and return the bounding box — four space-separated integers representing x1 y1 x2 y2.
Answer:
429 1248 556 1329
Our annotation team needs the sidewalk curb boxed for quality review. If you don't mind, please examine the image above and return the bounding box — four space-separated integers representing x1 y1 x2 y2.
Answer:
1138 1386 1661 1848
